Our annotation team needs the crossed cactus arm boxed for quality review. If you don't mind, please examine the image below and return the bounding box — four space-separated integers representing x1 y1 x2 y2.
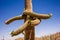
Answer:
24 11 52 19
10 20 30 36
30 18 41 26
22 31 25 35
5 15 23 24
10 18 41 36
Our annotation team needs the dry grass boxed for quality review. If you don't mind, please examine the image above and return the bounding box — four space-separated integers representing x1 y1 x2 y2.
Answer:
15 32 60 40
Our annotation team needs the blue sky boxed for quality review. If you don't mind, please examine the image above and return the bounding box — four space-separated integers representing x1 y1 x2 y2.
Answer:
0 0 60 39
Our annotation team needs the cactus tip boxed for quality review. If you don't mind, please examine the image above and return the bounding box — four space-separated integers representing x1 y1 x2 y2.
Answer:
10 31 14 37
48 13 52 17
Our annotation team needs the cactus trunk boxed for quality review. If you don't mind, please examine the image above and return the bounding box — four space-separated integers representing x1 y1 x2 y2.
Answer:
24 0 35 40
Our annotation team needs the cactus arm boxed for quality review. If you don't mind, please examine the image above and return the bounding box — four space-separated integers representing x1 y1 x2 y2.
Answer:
22 31 25 35
24 11 52 19
30 18 41 26
5 15 23 24
10 20 29 36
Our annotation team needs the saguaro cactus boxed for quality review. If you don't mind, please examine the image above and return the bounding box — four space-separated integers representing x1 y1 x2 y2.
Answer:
5 0 52 40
